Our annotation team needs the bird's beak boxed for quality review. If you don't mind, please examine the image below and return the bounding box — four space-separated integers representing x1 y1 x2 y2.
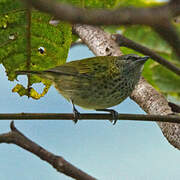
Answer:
136 56 149 64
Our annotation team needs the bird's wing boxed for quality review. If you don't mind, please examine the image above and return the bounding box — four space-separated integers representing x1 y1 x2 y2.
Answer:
45 56 115 78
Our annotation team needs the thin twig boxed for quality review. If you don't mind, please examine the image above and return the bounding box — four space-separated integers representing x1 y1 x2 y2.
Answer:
26 6 31 70
153 22 180 60
0 113 179 123
26 6 32 97
112 34 180 76
0 121 97 180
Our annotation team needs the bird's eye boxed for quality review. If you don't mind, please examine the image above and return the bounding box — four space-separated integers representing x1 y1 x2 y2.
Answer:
38 47 45 54
127 55 138 61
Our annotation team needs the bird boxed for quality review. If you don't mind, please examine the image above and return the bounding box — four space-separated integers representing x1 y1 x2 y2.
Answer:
16 54 149 124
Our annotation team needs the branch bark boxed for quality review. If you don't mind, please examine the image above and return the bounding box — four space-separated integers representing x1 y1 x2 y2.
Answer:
0 113 179 123
73 24 180 150
21 0 180 59
21 0 180 25
0 121 97 180
130 78 180 149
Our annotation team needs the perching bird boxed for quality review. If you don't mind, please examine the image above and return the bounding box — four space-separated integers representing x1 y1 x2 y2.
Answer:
16 54 149 124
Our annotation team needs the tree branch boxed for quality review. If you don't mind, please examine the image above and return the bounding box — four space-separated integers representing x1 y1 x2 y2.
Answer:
153 22 180 59
0 113 179 123
21 0 180 59
168 102 180 113
112 34 180 76
170 0 178 3
169 0 180 17
21 0 180 25
130 77 180 149
0 121 97 180
73 25 123 57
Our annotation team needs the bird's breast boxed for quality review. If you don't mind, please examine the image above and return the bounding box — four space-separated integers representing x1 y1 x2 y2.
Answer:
58 75 137 109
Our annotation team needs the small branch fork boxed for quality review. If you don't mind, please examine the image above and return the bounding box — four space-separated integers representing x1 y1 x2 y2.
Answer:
21 0 180 59
0 121 97 180
0 113 179 124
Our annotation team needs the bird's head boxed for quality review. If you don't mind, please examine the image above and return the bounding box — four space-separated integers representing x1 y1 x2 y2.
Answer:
116 54 149 76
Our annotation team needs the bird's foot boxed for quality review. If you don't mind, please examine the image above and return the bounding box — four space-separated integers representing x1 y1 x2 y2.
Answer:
96 109 119 125
72 102 80 124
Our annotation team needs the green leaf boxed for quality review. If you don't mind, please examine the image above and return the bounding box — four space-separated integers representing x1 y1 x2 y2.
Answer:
12 78 52 100
115 0 164 7
0 0 72 99
60 0 117 8
116 0 145 7
152 65 180 94
122 25 171 54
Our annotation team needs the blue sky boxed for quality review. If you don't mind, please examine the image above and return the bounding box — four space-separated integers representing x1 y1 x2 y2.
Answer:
0 45 180 180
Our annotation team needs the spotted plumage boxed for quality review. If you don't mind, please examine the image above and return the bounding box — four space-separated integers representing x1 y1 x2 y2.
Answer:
16 54 149 123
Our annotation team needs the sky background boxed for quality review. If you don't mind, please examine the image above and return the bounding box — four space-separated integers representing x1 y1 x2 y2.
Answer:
0 45 180 180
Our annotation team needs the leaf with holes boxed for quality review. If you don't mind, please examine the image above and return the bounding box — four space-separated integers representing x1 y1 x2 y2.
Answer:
0 0 72 99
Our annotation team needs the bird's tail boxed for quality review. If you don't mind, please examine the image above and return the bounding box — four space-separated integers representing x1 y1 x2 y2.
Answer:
16 70 42 75
16 70 55 81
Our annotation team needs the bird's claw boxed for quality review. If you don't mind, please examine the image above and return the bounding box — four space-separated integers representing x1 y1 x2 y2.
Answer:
71 101 80 124
96 109 119 125
112 110 119 125
108 109 119 125
73 107 80 124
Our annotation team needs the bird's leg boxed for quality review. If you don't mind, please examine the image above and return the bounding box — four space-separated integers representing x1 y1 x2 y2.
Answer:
96 109 119 125
71 100 80 123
